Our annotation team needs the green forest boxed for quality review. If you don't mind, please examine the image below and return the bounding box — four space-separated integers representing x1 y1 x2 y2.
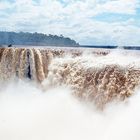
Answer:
0 31 79 47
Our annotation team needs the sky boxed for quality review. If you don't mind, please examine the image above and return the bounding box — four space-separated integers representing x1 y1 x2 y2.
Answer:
0 0 140 45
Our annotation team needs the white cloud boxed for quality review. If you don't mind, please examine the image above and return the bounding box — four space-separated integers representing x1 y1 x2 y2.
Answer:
0 1 11 10
0 0 140 45
95 0 139 15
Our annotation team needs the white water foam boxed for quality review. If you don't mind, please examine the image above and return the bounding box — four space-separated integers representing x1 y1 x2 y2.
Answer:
0 80 139 140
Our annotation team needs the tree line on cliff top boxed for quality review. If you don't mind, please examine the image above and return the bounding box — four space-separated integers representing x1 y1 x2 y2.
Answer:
0 31 79 46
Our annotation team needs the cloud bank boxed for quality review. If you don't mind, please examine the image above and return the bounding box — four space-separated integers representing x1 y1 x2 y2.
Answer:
0 0 140 45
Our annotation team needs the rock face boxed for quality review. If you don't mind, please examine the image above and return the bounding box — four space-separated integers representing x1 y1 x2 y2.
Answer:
0 47 140 108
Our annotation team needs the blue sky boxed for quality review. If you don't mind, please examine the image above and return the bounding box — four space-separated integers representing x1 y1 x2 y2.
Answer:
0 0 140 45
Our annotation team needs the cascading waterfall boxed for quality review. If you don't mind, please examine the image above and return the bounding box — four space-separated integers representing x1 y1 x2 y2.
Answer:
0 48 53 82
0 47 140 108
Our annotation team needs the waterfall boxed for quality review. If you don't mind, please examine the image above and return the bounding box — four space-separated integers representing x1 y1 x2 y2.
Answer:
0 48 53 82
0 47 140 108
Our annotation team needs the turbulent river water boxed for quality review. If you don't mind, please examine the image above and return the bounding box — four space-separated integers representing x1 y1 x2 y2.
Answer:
0 47 140 140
